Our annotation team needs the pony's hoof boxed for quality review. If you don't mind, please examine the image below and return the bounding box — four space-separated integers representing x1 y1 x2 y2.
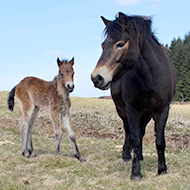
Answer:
158 169 167 175
131 173 143 181
131 174 143 181
122 153 131 162
122 158 131 162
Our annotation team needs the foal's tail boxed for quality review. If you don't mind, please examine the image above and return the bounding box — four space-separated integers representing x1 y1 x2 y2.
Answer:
8 86 17 111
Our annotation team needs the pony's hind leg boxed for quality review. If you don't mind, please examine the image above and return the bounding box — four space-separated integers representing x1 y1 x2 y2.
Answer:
62 114 86 162
154 106 169 175
27 106 40 157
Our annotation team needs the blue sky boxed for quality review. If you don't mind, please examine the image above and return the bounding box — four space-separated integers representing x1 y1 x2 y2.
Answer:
0 0 190 97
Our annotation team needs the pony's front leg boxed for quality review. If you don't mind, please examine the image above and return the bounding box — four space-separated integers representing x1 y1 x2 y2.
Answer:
122 119 132 162
62 114 86 162
126 105 142 180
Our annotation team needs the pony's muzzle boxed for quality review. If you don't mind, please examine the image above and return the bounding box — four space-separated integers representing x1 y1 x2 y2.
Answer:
91 74 109 90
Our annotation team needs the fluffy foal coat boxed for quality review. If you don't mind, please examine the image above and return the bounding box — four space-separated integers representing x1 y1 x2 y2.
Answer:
8 58 85 162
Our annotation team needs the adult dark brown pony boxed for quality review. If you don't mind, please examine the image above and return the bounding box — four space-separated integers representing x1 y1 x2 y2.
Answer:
91 12 176 180
8 57 85 162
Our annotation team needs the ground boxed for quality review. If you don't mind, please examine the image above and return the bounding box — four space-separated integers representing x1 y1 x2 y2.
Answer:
0 92 190 189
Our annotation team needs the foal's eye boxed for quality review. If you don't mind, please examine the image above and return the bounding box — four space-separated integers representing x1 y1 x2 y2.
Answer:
116 42 125 48
60 73 64 77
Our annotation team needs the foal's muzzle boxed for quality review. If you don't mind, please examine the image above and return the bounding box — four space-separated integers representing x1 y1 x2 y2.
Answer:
66 83 74 93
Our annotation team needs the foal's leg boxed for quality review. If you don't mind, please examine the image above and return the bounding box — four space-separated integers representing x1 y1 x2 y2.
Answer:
154 106 169 175
20 103 34 158
27 106 40 157
49 110 63 155
62 114 86 162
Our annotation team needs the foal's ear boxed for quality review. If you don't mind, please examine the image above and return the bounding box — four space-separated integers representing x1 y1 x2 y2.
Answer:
69 57 74 66
57 57 62 67
101 16 111 26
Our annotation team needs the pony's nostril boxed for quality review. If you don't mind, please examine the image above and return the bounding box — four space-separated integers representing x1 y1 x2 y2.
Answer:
91 74 104 87
97 74 103 81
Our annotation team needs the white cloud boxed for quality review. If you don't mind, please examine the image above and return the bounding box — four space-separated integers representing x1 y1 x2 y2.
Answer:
44 51 63 57
115 0 141 5
151 4 159 9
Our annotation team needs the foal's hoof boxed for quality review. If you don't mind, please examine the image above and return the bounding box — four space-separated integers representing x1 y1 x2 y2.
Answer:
74 153 86 162
22 151 30 158
31 151 37 157
131 174 143 181
79 156 86 162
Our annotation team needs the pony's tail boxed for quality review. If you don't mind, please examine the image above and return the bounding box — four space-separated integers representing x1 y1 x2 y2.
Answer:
8 86 17 111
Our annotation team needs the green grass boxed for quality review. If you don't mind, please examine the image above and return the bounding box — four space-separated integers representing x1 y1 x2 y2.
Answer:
0 91 190 189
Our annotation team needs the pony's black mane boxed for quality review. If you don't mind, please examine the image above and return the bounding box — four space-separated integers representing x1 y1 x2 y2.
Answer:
104 13 160 46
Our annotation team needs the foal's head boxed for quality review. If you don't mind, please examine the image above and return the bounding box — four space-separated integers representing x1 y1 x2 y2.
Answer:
57 57 75 92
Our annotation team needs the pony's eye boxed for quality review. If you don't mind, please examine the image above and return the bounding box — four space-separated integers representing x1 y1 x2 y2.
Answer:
60 73 64 77
116 42 125 48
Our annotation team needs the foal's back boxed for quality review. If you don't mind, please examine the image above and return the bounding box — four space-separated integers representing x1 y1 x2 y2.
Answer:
16 76 53 111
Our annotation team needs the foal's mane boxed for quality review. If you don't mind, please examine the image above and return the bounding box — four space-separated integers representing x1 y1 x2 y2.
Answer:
59 59 69 64
52 59 69 82
104 13 160 47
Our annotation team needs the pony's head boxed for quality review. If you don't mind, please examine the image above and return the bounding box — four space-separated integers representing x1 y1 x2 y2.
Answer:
91 12 152 90
57 57 75 92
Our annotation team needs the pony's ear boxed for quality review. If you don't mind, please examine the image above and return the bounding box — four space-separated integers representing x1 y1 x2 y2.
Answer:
101 16 111 26
57 57 62 67
118 12 127 22
69 57 74 66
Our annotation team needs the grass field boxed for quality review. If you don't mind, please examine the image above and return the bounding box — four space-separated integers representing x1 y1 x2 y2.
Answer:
0 91 190 189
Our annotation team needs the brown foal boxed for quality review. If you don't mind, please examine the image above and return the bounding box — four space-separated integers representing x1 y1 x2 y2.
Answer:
8 57 85 162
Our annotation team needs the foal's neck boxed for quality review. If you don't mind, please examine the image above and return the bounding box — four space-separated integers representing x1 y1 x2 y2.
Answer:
55 76 69 99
